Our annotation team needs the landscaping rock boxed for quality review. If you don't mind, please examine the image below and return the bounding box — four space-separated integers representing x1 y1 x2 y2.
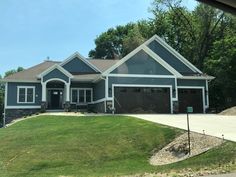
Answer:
150 132 224 165
219 106 236 116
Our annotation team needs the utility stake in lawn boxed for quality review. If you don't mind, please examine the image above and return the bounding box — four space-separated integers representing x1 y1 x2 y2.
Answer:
186 106 193 155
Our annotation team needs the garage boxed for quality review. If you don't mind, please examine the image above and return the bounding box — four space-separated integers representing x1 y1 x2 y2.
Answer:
178 88 204 113
114 86 171 113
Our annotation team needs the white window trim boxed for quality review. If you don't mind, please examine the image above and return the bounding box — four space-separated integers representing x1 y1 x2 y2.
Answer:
70 88 93 105
17 86 35 104
5 105 41 109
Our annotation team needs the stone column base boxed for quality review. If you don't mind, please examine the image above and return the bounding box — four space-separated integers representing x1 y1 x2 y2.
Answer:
64 101 71 112
173 101 179 114
41 101 47 113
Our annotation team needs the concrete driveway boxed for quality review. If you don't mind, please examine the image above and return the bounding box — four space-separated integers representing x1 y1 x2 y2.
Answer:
128 114 236 142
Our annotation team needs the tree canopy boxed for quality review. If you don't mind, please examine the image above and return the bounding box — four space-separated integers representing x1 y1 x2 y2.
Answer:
89 0 236 110
4 66 24 78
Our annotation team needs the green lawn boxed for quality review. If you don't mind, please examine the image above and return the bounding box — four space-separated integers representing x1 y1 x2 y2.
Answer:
0 115 235 177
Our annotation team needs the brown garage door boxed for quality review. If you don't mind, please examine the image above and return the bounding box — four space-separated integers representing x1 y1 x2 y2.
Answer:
178 88 204 113
114 87 171 113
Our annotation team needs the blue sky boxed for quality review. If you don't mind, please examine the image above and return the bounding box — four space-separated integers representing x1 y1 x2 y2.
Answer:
0 0 197 76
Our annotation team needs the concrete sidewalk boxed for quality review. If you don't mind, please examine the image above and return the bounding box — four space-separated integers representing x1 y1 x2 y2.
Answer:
203 173 236 177
128 114 236 142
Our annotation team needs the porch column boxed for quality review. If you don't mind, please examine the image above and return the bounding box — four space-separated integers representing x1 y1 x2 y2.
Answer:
41 82 47 112
65 83 70 102
42 82 46 102
64 82 71 112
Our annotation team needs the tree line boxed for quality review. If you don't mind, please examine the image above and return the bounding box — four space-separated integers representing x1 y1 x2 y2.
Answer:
0 67 24 126
89 0 236 111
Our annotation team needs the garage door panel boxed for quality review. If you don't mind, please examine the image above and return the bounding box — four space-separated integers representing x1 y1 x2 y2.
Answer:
114 87 170 113
178 88 203 113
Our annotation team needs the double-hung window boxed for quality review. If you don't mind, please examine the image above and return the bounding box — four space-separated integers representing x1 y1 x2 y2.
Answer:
71 88 92 104
17 86 35 103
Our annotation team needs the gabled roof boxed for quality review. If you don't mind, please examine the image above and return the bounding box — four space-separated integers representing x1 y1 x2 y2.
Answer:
1 34 214 83
102 43 182 77
88 59 119 72
38 64 73 79
102 34 211 79
0 59 119 82
60 52 101 73
146 35 203 74
1 61 59 82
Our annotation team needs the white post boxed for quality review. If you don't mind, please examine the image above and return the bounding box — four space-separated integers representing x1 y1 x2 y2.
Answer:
41 82 46 102
66 83 70 102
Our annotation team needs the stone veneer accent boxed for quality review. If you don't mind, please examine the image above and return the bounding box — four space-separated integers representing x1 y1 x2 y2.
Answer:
64 101 71 112
5 109 40 124
173 101 179 114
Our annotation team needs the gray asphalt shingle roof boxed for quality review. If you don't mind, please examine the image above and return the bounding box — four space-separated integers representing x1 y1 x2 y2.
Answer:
2 59 119 82
3 61 59 81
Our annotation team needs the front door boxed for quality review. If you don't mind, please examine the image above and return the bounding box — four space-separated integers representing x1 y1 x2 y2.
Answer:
49 90 63 109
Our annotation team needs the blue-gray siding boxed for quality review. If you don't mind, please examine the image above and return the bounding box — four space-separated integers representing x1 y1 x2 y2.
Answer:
177 79 207 105
71 83 93 88
7 82 42 106
177 79 206 87
62 57 96 73
43 68 69 83
148 41 197 75
112 50 172 75
93 80 105 101
108 77 176 98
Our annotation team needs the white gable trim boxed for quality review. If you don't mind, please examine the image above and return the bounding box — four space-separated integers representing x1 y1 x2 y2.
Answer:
102 44 182 77
142 46 182 77
149 35 203 74
60 52 101 73
102 45 145 76
37 64 73 79
180 76 215 80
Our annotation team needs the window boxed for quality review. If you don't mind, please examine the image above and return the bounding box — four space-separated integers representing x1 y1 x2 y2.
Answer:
17 86 35 103
86 90 91 102
79 90 85 103
72 89 78 103
71 88 92 104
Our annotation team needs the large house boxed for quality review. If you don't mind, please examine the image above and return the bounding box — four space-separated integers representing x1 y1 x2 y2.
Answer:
1 35 214 122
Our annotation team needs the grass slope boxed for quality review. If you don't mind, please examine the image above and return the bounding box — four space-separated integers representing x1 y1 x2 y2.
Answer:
0 115 235 177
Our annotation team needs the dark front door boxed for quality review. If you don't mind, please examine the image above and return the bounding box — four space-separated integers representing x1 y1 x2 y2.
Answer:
178 88 203 113
114 87 171 113
49 90 63 109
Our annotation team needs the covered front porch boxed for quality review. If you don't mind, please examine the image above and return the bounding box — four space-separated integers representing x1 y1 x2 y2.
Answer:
41 78 71 111
38 64 105 113
41 79 94 111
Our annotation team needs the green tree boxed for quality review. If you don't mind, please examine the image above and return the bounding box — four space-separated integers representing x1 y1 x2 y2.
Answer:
4 69 17 78
88 0 236 110
89 23 136 59
4 66 24 78
17 67 24 72
151 0 227 70
123 25 145 55
204 35 236 110
89 22 149 59
0 75 4 126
